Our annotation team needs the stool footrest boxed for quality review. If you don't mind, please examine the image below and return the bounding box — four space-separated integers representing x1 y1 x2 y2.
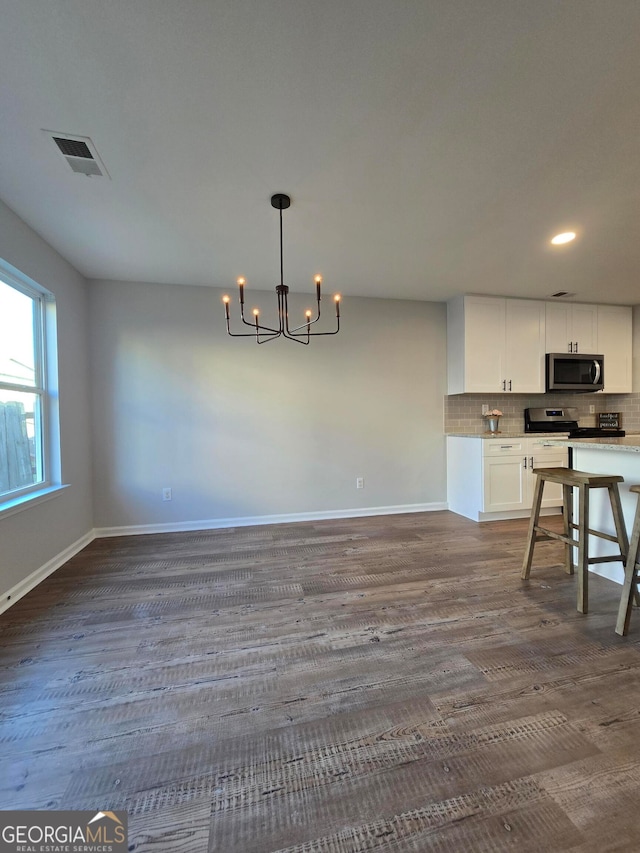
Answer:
532 526 624 565
589 554 627 565
568 522 622 544
533 525 575 547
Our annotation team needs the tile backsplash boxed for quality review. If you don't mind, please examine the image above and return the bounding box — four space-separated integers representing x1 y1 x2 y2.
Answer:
445 392 640 434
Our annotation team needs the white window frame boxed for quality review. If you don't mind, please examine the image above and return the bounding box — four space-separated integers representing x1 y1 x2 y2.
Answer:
0 261 63 516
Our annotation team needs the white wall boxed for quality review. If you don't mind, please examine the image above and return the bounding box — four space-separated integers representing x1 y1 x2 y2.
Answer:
0 200 93 595
89 279 447 530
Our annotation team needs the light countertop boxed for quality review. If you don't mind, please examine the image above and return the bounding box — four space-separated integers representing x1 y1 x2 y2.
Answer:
541 435 640 453
446 432 566 439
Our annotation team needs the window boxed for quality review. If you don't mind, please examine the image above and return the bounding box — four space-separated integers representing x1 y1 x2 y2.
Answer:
0 265 57 505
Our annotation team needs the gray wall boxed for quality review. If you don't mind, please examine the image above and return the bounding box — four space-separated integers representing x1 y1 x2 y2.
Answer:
0 199 93 594
89 279 447 529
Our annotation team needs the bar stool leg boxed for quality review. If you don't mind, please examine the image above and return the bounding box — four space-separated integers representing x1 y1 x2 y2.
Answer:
616 497 640 636
562 483 574 575
521 473 545 580
577 482 589 614
608 483 629 564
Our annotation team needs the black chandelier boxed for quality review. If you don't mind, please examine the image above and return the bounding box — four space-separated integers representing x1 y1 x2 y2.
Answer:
223 193 341 344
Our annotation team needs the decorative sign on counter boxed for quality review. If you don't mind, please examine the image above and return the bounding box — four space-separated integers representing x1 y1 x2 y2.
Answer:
598 412 622 429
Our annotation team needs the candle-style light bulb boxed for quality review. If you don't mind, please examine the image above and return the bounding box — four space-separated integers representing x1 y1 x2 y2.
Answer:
334 294 341 318
222 295 230 319
305 309 312 321
237 277 245 305
314 274 322 301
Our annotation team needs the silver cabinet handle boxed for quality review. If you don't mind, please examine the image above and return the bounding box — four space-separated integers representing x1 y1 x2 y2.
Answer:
530 456 534 469
502 379 506 391
569 342 573 352
523 457 528 468
508 379 512 391
575 341 579 353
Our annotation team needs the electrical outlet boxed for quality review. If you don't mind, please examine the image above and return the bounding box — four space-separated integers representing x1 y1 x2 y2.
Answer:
589 404 595 414
162 487 172 501
482 404 489 415
356 477 364 489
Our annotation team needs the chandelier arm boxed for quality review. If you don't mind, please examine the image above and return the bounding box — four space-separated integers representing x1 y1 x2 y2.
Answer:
288 308 322 333
256 331 282 344
287 318 341 337
224 305 262 337
254 311 281 343
237 300 281 334
284 290 322 334
280 325 310 344
238 303 258 329
228 318 281 336
281 330 310 344
254 320 282 334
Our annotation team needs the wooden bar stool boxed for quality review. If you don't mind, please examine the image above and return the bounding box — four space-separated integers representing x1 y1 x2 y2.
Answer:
521 467 628 614
616 484 640 636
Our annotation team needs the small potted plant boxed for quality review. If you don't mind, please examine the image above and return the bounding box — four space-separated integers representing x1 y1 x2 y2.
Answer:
483 409 503 433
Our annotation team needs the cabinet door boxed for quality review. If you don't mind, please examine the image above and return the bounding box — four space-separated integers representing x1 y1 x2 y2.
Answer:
545 302 598 354
545 302 572 353
463 296 505 392
528 450 568 507
504 300 546 392
483 455 526 512
597 305 632 393
571 304 598 353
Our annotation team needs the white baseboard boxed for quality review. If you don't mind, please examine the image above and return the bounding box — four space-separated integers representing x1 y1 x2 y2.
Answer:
0 529 96 615
94 502 449 538
476 507 562 523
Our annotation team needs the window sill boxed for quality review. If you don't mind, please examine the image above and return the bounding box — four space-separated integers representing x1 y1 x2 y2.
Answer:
0 484 70 521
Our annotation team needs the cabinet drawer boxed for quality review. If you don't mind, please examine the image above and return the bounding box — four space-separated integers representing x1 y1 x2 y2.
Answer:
483 440 525 456
529 438 566 452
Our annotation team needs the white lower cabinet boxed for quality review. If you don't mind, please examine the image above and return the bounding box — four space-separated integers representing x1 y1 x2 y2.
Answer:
447 435 568 521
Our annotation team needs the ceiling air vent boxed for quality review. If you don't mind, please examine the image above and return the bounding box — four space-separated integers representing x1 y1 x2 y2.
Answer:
550 291 576 298
43 130 110 178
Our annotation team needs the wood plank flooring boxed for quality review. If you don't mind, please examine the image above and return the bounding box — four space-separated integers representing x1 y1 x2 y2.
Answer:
2 511 640 851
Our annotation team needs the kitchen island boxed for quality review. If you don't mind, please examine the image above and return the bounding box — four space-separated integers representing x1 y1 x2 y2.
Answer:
542 435 640 584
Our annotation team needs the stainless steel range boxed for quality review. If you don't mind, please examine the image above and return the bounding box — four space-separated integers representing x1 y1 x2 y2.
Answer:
524 407 625 438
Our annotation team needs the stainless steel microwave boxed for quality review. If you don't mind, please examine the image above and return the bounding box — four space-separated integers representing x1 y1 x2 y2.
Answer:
546 352 604 392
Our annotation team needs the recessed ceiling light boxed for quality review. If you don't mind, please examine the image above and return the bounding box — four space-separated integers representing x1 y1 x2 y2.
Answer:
551 231 576 245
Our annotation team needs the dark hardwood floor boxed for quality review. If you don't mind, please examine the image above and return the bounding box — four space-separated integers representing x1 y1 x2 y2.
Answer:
2 511 640 851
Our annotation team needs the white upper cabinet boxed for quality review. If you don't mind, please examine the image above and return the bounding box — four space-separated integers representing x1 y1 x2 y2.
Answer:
545 302 598 354
597 305 633 393
447 295 546 394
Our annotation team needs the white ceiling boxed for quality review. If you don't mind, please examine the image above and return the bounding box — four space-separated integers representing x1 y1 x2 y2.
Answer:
1 0 640 304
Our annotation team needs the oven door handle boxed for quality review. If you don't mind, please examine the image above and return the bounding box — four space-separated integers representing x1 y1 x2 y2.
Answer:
592 360 601 385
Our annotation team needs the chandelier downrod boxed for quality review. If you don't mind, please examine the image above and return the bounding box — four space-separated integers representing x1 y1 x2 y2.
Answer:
222 193 341 344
